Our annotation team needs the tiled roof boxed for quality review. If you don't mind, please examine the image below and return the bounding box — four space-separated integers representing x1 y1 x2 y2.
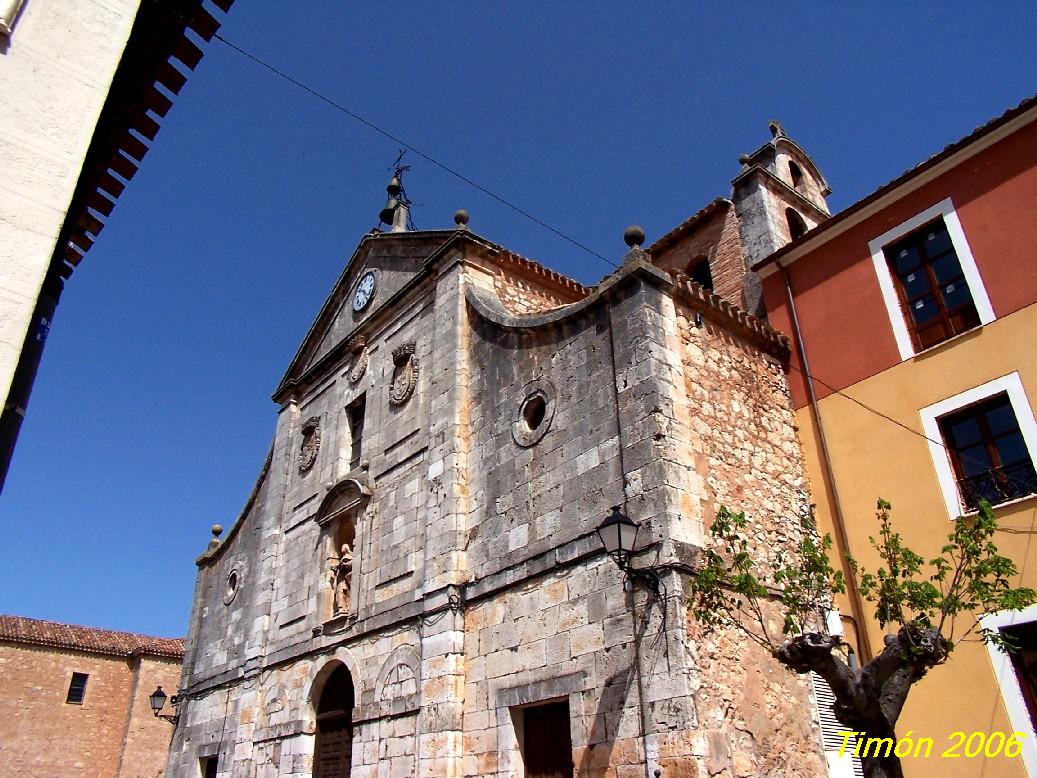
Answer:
0 614 184 659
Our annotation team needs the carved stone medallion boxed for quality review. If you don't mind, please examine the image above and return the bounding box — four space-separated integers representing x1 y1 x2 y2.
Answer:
347 336 369 384
298 416 321 472
388 343 419 407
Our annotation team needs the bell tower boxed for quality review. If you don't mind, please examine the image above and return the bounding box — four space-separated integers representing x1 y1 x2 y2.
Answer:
731 121 830 316
377 164 412 233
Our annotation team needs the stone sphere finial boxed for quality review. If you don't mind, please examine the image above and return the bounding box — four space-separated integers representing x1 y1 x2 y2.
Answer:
624 225 645 248
454 209 469 228
738 153 751 165
211 524 223 538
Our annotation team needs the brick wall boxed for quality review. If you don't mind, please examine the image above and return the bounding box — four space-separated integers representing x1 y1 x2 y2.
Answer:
118 656 181 778
649 204 748 309
0 642 177 778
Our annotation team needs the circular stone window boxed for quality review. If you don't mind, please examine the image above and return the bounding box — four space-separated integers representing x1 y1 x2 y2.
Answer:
224 568 241 605
512 380 556 447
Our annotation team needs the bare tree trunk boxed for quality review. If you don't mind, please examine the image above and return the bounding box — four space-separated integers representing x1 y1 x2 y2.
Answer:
775 626 950 778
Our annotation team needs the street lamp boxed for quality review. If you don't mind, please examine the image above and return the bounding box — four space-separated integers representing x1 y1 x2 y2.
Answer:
149 686 179 724
596 506 660 595
597 505 640 569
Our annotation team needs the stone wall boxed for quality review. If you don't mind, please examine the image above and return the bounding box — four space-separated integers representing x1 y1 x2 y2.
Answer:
169 243 454 777
673 288 827 775
168 238 825 778
492 256 586 316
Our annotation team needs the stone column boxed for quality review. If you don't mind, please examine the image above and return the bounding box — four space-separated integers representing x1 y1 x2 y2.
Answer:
605 263 702 770
416 254 471 777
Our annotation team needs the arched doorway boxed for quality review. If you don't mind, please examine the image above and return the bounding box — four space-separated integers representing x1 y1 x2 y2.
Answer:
312 664 354 778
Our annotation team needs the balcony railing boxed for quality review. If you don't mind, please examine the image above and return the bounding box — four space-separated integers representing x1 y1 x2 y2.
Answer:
958 461 1037 511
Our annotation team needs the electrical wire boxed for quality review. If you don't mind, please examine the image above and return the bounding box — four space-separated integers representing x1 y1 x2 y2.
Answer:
205 29 619 270
154 0 1034 507
787 361 1037 502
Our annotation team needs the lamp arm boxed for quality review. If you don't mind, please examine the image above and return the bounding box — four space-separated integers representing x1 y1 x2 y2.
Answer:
626 565 661 597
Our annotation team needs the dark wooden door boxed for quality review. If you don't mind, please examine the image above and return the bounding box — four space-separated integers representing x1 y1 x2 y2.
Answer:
313 714 352 778
523 701 574 778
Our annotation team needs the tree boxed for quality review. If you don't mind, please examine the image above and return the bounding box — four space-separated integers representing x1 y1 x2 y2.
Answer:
689 499 1035 778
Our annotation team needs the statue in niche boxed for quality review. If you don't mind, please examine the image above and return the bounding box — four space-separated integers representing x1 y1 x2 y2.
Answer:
329 542 354 615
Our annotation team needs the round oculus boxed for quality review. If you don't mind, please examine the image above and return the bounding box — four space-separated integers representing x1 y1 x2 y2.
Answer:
352 271 376 312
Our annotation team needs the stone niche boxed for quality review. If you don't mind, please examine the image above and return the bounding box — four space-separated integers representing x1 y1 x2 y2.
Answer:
313 477 370 625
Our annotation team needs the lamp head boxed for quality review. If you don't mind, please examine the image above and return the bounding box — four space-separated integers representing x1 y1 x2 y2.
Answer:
596 506 640 569
149 686 168 716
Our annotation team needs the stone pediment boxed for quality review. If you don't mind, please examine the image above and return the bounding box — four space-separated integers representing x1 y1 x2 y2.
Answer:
314 477 371 527
273 231 462 402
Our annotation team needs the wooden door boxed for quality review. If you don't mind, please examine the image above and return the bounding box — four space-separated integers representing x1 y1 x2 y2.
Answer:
522 701 574 778
313 715 352 778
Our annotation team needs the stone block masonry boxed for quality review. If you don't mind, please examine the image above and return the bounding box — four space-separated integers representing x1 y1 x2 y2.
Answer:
168 229 825 777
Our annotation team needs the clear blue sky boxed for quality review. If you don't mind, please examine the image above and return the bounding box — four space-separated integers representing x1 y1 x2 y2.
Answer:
2 2 1035 638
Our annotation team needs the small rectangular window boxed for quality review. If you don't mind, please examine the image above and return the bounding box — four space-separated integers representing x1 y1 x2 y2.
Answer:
347 395 366 471
938 392 1037 511
200 755 219 778
66 672 88 704
883 217 979 351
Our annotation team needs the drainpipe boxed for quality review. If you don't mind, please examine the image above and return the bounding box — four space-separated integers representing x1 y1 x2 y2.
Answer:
780 263 872 662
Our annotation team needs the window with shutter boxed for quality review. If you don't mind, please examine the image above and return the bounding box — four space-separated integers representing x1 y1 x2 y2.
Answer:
920 373 1037 519
810 672 864 778
869 198 995 361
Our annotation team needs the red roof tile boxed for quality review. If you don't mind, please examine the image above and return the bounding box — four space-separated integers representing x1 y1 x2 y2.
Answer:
0 614 184 659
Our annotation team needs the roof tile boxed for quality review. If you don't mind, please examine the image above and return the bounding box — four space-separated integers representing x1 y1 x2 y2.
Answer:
0 614 184 659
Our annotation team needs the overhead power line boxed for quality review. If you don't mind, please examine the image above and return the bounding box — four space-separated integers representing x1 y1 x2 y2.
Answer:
206 30 618 269
155 3 1033 502
789 362 1036 499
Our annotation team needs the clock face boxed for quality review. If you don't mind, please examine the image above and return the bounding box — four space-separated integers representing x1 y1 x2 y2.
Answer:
352 271 376 312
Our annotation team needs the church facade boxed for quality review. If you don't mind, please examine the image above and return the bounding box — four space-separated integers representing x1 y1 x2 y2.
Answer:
167 128 835 777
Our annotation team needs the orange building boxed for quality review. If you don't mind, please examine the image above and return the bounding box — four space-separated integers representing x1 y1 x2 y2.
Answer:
0 615 183 778
756 96 1037 777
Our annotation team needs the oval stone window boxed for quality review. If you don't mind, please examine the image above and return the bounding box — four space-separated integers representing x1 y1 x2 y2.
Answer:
512 380 556 447
224 568 241 605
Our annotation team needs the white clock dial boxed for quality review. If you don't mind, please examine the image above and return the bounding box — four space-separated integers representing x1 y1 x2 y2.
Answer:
352 272 376 312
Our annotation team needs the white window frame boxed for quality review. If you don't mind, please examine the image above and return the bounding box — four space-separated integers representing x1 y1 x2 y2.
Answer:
920 372 1037 519
981 602 1037 777
869 198 995 361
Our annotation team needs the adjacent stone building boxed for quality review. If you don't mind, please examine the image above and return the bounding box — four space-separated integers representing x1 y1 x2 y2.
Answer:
168 132 835 777
0 614 183 778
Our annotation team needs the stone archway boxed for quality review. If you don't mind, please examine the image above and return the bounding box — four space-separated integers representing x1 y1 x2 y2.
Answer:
312 663 355 778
